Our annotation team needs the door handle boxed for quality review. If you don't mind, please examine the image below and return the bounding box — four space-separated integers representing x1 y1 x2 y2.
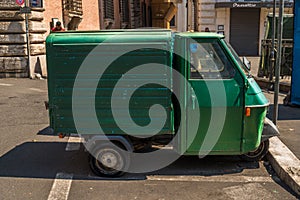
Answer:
191 94 196 110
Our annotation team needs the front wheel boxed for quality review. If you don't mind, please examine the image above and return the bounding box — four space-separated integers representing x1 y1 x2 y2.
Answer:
241 139 269 161
89 143 129 177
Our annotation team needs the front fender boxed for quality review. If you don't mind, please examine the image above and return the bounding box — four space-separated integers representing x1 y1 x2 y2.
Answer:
262 117 280 141
85 135 134 154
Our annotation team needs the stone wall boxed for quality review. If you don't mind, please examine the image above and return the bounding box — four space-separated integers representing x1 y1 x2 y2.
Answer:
0 0 47 78
198 0 216 32
28 9 47 78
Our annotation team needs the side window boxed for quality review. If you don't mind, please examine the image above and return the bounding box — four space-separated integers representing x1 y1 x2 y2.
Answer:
189 41 235 79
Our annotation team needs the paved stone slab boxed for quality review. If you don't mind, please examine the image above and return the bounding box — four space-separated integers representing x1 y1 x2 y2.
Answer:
30 33 46 43
29 21 47 33
30 43 45 55
0 0 21 8
0 21 25 33
0 57 27 72
0 44 27 56
0 10 24 20
0 33 26 44
28 11 44 21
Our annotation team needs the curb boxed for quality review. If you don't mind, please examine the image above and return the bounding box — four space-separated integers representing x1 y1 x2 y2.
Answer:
255 77 290 93
266 137 300 196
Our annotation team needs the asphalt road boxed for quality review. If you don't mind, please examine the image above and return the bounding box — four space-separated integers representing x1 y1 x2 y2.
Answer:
0 79 298 200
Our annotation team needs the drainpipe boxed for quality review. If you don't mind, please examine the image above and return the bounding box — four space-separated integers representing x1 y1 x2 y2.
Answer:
24 0 31 78
186 0 189 31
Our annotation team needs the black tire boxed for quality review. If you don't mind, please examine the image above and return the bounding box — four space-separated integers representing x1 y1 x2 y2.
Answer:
241 139 270 162
89 143 129 177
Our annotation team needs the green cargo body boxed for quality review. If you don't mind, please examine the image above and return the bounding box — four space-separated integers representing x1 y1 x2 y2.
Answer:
46 30 273 159
46 30 174 137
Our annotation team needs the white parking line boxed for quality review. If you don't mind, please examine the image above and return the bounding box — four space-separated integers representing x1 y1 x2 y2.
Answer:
29 87 46 92
223 183 274 199
0 83 13 86
48 172 73 200
65 134 82 151
147 175 274 183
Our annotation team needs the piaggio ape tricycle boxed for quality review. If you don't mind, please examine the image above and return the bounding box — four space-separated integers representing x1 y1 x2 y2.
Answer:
46 29 279 177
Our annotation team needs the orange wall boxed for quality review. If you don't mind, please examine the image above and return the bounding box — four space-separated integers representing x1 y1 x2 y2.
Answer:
78 0 100 30
43 0 63 35
43 0 100 35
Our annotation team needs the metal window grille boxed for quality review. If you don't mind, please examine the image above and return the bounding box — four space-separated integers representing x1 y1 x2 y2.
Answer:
103 0 115 20
63 0 83 15
120 0 129 23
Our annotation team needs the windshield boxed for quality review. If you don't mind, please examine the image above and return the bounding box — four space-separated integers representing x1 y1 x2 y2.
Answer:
223 39 250 74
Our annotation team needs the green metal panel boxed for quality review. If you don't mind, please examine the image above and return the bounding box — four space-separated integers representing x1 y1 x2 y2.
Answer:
220 38 269 154
245 78 269 106
173 33 268 155
182 37 245 154
242 77 269 153
171 35 188 154
46 30 174 135
242 107 267 153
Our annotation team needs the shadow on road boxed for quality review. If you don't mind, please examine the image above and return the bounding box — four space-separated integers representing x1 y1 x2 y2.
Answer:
0 142 86 179
0 141 260 180
268 104 300 120
37 126 55 136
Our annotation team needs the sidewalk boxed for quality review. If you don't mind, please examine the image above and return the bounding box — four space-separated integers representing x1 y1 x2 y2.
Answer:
263 91 300 195
263 91 300 160
250 56 300 196
249 57 299 159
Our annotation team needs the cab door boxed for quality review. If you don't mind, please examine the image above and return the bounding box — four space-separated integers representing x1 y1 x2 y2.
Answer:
185 38 245 154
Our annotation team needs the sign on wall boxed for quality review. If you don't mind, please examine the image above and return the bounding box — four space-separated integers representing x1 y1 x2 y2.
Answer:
16 0 25 6
30 0 43 7
215 1 294 8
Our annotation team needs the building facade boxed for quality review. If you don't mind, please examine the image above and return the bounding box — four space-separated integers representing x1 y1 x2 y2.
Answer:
0 0 101 78
98 0 179 30
0 0 46 78
0 0 181 78
0 0 295 77
193 0 294 56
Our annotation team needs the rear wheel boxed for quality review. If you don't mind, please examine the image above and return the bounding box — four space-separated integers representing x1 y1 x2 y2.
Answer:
89 143 129 177
241 139 269 161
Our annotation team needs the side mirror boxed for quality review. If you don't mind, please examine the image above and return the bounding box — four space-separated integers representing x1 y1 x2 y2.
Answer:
242 56 251 71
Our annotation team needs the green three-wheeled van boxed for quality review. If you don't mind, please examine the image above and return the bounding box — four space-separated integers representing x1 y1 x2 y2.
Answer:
46 29 279 177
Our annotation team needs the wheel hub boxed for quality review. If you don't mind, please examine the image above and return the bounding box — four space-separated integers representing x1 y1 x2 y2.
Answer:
100 152 118 168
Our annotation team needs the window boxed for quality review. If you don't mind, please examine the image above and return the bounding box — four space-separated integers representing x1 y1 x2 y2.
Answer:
170 16 175 27
189 41 235 79
63 0 83 15
224 39 249 74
